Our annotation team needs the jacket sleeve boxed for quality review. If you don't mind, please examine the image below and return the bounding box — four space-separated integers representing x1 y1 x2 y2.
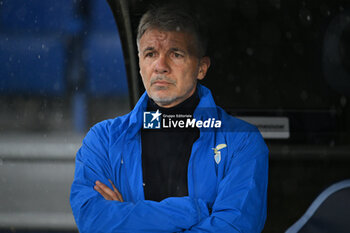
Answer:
184 130 269 233
70 126 209 233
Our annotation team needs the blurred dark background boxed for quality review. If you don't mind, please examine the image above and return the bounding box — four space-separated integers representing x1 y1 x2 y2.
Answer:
0 0 350 232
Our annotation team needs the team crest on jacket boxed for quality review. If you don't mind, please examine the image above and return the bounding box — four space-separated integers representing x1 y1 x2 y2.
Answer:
212 144 227 164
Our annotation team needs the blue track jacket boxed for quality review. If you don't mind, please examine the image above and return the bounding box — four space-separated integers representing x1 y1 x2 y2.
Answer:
70 84 269 233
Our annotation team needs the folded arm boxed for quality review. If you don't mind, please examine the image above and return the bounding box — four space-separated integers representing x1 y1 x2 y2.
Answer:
70 127 208 233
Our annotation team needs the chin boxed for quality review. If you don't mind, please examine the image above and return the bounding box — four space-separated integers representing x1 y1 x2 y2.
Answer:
151 89 172 98
150 92 177 106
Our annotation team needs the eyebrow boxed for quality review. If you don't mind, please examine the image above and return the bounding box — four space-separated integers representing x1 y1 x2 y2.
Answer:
142 47 187 54
170 47 186 54
142 47 155 54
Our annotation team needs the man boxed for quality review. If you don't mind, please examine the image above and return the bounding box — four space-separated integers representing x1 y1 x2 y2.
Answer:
70 4 268 233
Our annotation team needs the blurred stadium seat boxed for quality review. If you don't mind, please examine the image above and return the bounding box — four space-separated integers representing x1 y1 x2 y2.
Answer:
0 0 129 132
0 35 65 96
0 0 83 97
88 0 117 31
0 0 82 34
84 33 128 97
83 0 128 97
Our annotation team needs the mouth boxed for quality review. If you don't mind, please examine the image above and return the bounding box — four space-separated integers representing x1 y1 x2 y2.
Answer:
150 76 176 88
153 80 171 86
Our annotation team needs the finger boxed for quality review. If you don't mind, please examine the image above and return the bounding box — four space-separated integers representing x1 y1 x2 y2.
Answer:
94 185 112 200
109 179 124 202
109 179 123 202
95 181 119 201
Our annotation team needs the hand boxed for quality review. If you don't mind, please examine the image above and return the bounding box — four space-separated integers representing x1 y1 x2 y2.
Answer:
94 179 124 202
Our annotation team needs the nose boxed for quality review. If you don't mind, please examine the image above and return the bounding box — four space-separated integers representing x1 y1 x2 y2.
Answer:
154 55 170 74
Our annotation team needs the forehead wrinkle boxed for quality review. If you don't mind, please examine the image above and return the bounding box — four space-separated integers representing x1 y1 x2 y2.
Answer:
145 30 168 45
140 29 196 55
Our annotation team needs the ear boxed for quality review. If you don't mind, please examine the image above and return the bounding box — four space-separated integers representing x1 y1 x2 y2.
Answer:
138 53 142 76
197 56 211 80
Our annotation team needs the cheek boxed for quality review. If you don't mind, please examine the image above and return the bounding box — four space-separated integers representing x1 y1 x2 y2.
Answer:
140 67 151 88
181 65 199 82
140 63 150 77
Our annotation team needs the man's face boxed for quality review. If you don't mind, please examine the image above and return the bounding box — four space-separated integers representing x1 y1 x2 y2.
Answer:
138 28 210 108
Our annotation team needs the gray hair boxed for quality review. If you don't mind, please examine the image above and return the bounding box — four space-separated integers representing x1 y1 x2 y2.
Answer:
136 4 207 58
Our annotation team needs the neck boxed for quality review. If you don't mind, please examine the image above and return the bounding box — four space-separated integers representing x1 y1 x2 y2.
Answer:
147 88 199 114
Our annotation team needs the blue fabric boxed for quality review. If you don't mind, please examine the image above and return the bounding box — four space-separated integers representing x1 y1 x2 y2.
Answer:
70 84 269 233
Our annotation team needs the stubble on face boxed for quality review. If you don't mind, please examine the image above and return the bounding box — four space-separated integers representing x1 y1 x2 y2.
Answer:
138 29 201 108
149 74 197 106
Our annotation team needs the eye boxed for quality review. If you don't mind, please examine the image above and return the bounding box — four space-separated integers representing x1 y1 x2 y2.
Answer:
145 52 154 58
173 52 184 58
